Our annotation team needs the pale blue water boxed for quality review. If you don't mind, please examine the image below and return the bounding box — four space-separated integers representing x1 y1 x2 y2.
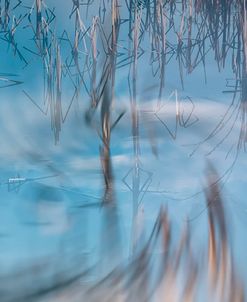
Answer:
0 1 246 301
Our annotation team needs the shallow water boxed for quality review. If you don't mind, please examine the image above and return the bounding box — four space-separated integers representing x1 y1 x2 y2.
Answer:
0 1 246 301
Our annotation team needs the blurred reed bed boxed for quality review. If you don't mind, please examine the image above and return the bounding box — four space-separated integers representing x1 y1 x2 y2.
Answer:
0 0 246 301
0 164 244 302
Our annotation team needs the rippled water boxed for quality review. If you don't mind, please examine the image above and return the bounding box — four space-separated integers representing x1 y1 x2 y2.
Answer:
0 1 246 301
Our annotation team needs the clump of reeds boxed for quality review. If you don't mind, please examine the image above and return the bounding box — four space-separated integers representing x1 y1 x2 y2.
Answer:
4 2 247 299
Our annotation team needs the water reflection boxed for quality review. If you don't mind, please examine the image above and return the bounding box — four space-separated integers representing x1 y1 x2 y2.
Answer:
0 0 247 301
